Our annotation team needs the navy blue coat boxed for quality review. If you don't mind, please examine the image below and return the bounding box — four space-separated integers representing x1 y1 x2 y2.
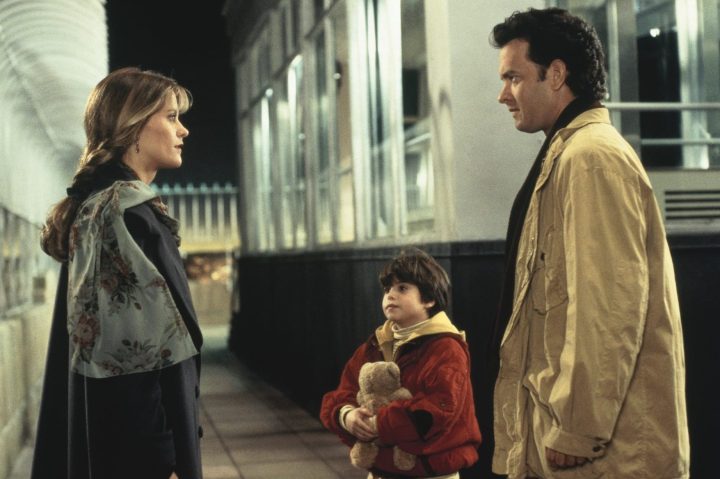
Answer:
32 175 203 479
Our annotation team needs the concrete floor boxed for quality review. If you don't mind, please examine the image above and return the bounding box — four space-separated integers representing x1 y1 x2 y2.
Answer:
9 326 366 479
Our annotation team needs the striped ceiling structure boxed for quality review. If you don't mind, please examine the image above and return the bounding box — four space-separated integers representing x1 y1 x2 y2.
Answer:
0 0 107 222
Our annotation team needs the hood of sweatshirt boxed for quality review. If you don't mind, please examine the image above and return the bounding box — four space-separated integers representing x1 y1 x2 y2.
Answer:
374 311 465 361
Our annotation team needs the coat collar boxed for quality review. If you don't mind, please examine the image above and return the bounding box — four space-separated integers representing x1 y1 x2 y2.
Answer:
535 107 611 193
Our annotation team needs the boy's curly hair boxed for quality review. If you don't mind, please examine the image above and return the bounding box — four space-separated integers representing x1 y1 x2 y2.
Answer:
491 7 607 101
379 247 450 317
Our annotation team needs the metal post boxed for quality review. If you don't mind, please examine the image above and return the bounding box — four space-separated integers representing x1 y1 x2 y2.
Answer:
218 183 226 242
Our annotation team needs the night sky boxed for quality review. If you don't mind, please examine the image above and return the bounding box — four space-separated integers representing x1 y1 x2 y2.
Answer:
106 0 237 187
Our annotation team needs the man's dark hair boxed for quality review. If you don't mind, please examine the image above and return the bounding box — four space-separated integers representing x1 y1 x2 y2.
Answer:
491 8 607 101
379 247 450 317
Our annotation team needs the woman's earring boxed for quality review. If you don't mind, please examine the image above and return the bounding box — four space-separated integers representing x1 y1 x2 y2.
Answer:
135 140 140 154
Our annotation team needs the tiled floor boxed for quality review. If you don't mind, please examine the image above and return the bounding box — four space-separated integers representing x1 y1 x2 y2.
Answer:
9 326 366 479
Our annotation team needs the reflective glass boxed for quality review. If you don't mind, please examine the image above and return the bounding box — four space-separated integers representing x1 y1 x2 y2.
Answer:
558 0 720 169
367 0 392 237
252 95 275 250
332 3 356 242
401 0 433 232
314 30 332 243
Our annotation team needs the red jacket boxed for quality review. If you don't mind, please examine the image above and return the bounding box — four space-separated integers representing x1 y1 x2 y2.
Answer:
320 327 481 477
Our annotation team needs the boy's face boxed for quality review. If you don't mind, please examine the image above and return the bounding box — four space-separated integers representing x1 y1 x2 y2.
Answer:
382 280 435 328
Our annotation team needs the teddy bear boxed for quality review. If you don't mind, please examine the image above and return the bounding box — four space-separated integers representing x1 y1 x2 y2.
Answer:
349 361 417 471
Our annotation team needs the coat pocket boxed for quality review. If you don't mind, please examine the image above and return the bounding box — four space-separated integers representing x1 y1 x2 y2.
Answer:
531 226 568 315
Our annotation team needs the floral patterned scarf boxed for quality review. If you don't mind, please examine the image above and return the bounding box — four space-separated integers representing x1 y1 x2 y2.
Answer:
67 180 198 378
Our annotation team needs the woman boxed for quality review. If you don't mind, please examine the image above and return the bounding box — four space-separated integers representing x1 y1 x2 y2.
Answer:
33 68 204 479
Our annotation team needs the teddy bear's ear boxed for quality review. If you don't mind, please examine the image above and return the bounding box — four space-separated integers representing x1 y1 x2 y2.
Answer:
359 362 374 376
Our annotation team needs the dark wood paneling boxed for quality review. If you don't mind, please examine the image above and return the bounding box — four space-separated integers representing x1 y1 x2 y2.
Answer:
229 237 719 478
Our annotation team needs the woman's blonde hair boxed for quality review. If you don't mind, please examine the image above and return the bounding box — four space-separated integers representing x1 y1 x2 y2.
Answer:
41 67 192 262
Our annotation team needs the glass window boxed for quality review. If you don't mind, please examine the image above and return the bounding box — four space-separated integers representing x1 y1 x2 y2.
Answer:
355 0 433 238
255 27 271 92
331 3 356 242
273 75 292 248
277 56 308 249
313 29 333 244
239 0 436 252
290 0 301 53
290 57 308 247
638 0 686 166
236 60 249 113
314 0 325 21
400 0 433 233
238 116 254 249
280 3 289 61
557 0 720 169
251 92 275 251
365 0 395 238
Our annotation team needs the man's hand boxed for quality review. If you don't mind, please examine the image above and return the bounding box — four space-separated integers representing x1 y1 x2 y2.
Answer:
546 447 588 469
345 406 378 441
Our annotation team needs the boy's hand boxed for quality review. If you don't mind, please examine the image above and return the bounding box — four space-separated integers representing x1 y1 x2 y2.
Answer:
545 447 588 469
346 407 378 441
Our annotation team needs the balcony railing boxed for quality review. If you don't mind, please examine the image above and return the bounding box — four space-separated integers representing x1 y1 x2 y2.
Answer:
153 182 241 254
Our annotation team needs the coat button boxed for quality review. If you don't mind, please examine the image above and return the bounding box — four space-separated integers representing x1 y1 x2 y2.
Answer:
198 426 204 438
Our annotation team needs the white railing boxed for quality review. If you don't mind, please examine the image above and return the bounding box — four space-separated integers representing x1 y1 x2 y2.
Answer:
154 183 241 254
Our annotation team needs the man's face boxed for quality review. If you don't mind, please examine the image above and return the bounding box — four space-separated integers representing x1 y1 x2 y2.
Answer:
497 39 557 135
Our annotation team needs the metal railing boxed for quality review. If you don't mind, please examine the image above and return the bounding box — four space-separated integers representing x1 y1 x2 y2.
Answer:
153 182 241 254
605 102 720 148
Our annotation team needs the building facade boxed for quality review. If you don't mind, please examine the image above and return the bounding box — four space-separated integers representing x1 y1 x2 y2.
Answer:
224 1 720 476
0 1 107 476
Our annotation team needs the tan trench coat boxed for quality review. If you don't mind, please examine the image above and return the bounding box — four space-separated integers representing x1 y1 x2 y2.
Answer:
493 108 690 478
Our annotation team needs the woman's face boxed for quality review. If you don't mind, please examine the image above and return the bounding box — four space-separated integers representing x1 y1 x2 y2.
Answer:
137 93 189 171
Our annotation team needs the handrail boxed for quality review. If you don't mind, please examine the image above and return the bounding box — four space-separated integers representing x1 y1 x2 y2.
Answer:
641 138 720 146
605 102 720 111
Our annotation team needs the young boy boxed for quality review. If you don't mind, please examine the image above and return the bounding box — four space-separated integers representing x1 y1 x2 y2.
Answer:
320 248 482 478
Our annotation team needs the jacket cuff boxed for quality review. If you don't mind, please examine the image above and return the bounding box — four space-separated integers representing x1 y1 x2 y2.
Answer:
376 407 422 444
338 405 355 432
330 404 357 446
544 425 607 459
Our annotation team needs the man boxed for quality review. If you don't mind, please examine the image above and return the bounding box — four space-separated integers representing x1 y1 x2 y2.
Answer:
490 8 689 479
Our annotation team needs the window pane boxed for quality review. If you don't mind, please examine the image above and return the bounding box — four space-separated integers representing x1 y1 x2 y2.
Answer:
401 0 433 233
277 56 307 250
560 0 720 169
332 2 355 242
290 57 308 247
237 61 249 113
252 96 275 250
290 0 301 53
275 76 293 248
239 116 254 250
367 0 392 238
636 0 681 166
256 29 271 91
338 172 355 242
315 31 330 175
317 180 332 243
313 30 332 243
314 0 325 21
280 5 289 61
